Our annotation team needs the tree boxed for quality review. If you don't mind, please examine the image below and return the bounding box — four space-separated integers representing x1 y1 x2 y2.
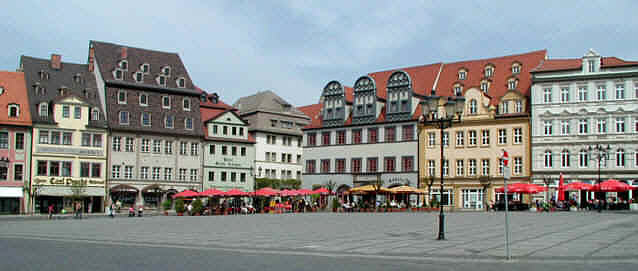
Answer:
371 177 384 210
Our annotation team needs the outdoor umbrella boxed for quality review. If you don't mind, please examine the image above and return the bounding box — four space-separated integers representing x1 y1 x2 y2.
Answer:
347 185 392 194
199 188 225 197
172 190 199 198
389 185 426 194
558 174 565 201
280 189 299 197
224 189 248 197
313 187 331 195
297 188 314 195
562 182 594 191
592 179 633 192
255 187 280 197
495 183 547 194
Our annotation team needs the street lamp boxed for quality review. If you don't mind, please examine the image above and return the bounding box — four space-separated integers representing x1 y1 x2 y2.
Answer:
419 91 465 241
479 175 491 211
542 175 552 203
588 144 611 212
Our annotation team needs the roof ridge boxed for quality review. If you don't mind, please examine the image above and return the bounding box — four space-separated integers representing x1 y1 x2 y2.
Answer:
91 40 179 55
443 49 547 65
21 55 88 67
368 62 443 76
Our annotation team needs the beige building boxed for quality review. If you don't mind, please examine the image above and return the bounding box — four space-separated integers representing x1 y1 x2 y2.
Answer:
418 50 545 210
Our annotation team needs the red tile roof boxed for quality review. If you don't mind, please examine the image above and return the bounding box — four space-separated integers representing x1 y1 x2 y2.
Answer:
344 86 354 103
601 57 638 68
298 103 323 129
437 50 547 105
0 71 31 126
195 86 234 110
531 56 638 73
369 63 443 99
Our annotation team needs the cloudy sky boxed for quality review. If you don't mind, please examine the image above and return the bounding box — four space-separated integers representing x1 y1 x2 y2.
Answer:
2 0 637 106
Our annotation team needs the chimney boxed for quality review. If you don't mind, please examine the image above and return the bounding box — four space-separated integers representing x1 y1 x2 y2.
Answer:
51 54 61 70
88 46 95 72
121 47 127 59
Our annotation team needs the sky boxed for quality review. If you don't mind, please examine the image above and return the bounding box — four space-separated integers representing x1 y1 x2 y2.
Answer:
2 0 638 107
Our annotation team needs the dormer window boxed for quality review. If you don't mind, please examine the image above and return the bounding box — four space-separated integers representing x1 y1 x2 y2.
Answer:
177 77 186 88
508 79 517 90
481 82 489 93
162 66 171 76
118 60 128 70
8 104 19 118
484 66 494 78
500 102 509 114
511 64 521 74
83 89 89 98
58 87 68 96
39 103 48 118
157 75 166 86
454 85 462 96
139 93 148 106
134 72 143 82
183 98 191 111
91 108 100 121
514 100 523 113
117 90 127 104
114 69 123 80
588 60 595 72
73 74 82 84
469 99 477 115
458 70 466 80
141 64 150 73
38 71 49 80
162 96 171 109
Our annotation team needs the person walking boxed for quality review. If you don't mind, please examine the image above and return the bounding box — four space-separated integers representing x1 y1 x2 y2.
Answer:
48 204 54 220
109 203 116 218
187 203 193 216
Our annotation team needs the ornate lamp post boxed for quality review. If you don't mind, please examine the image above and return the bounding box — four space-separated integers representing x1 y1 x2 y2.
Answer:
419 92 465 241
479 175 491 211
588 144 611 212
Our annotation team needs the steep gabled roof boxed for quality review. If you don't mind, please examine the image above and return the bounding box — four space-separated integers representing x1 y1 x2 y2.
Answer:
297 103 322 129
233 90 309 118
531 55 638 73
368 63 443 99
0 71 31 126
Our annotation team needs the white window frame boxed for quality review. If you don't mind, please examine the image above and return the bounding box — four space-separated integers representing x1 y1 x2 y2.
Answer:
469 99 477 115
560 87 569 103
514 100 522 113
468 159 476 176
469 130 477 146
498 129 507 144
616 84 625 99
543 88 552 103
481 159 489 176
514 157 522 175
8 104 20 118
578 86 587 101
513 128 522 144
456 160 464 176
458 71 466 80
544 151 553 168
615 117 625 133
456 131 464 146
560 120 570 135
117 90 127 104
579 150 589 168
119 111 129 125
139 93 148 106
597 119 607 134
579 119 589 134
162 96 170 109
183 98 191 111
141 112 151 127
597 86 606 101
616 149 625 167
561 150 570 168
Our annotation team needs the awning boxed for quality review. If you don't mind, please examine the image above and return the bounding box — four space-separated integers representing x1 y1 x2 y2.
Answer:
39 186 105 197
0 187 23 198
110 184 139 193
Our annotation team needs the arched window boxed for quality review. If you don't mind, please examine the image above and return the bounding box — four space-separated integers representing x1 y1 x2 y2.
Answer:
91 108 100 121
561 150 570 168
579 149 589 168
469 99 477 115
8 104 20 118
616 149 625 167
544 150 553 168
39 102 48 118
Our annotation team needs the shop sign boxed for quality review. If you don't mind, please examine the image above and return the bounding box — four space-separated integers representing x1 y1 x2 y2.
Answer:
33 177 105 187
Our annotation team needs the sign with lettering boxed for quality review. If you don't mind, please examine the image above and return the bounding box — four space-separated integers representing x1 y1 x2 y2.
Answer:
37 146 104 157
32 177 105 187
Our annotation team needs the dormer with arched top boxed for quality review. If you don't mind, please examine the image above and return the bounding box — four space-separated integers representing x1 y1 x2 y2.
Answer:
385 70 413 121
321 80 346 126
484 63 495 78
352 76 377 124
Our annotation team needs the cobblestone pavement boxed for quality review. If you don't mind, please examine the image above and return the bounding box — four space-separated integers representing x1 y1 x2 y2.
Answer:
1 211 637 264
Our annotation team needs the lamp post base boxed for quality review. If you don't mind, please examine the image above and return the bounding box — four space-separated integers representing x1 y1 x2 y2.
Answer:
437 212 445 240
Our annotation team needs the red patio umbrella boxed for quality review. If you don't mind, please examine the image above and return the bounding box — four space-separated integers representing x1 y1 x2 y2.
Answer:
592 179 633 192
562 182 594 191
172 190 199 198
558 174 565 201
199 188 225 197
495 183 547 194
224 189 248 196
297 188 313 195
280 189 299 197
313 187 331 195
255 187 279 196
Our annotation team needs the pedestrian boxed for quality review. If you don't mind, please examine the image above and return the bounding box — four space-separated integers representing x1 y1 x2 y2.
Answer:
187 203 193 216
109 203 116 218
48 204 54 220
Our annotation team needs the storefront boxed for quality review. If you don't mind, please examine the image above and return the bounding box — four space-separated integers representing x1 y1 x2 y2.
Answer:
109 184 138 208
0 187 23 214
36 185 105 214
461 189 483 210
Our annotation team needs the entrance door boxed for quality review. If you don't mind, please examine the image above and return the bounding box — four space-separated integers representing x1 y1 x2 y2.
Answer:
462 189 483 210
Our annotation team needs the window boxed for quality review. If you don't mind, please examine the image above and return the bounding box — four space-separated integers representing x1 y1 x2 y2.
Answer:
385 126 396 142
456 131 464 146
50 131 60 145
139 93 148 106
141 112 151 127
239 128 244 136
91 109 100 121
92 134 102 147
8 104 20 118
478 130 488 146
61 132 71 145
560 88 569 103
232 127 237 136
158 76 166 86
498 129 507 144
141 138 150 153
62 105 70 118
14 164 23 180
185 117 193 130
469 130 477 146
428 132 435 146
164 115 174 129
560 120 570 135
208 171 214 182
125 137 134 152
124 166 133 179
498 159 504 175
152 140 161 153
512 65 520 74
15 133 24 150
597 119 607 134
39 103 48 118
597 86 606 100
500 102 509 114
428 160 436 176
140 167 149 179
134 72 143 82
179 169 187 181
481 82 489 93
514 157 522 175
544 120 553 135
177 78 186 88
458 71 466 80
579 119 589 134
384 157 395 172
164 168 172 180
579 149 589 168
481 159 489 176
368 128 378 143
588 60 595 72
183 98 191 111
162 96 171 109
443 160 449 176
544 151 553 168
543 88 552 103
485 67 493 77
469 99 477 114
616 84 625 99
81 133 91 146
320 159 330 173
322 132 331 145
367 157 378 172
222 146 228 155
616 149 625 167
223 126 228 135
190 169 198 181
561 150 570 168
240 173 246 183
191 143 199 156
456 160 464 176
402 125 414 140
306 160 316 174
118 111 129 125
578 87 588 101
112 165 121 179
39 130 49 144
352 129 362 144
336 159 346 173
37 161 47 176
508 80 516 90
208 144 215 155
180 142 188 155
220 171 226 182
118 90 127 104
336 130 346 145
80 162 90 177
0 132 7 149
454 86 462 96
513 128 522 144
514 100 522 113
442 132 449 146
49 161 60 176
615 117 625 133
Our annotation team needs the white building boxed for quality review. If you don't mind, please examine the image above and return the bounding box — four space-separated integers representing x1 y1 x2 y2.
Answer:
530 49 638 201
234 91 309 181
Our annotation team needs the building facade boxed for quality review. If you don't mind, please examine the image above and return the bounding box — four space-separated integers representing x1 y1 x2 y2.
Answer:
419 50 545 210
89 41 203 208
530 49 638 201
21 54 108 213
234 91 309 181
201 93 255 192
0 71 32 214
300 64 443 192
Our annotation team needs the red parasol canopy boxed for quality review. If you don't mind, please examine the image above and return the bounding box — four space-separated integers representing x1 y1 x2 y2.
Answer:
280 189 299 197
255 187 280 196
313 187 331 195
199 188 225 196
558 174 565 201
495 183 547 194
592 179 633 192
224 189 248 196
297 188 314 195
562 182 594 191
172 190 199 198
